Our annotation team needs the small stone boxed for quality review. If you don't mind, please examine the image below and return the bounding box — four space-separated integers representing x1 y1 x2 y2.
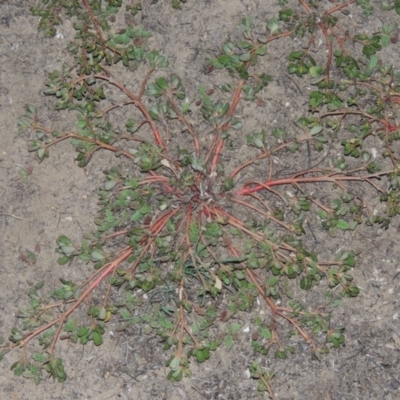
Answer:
389 380 400 390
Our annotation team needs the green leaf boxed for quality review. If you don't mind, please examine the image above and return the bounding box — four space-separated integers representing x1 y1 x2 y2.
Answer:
347 286 360 297
77 326 89 337
336 219 349 230
113 27 134 45
224 335 234 349
91 249 105 262
230 323 241 333
309 66 324 78
381 35 390 47
169 357 180 371
64 320 76 332
255 45 267 56
268 277 279 286
57 256 71 265
288 50 303 61
57 235 73 247
98 307 107 320
31 352 46 362
395 0 400 15
156 77 168 90
261 328 272 340
267 17 279 33
316 209 328 220
92 331 103 346
37 148 48 162
239 52 251 62
275 348 288 359
61 245 75 255
368 55 378 69
11 361 26 376
195 350 205 362
309 125 323 135
271 127 286 139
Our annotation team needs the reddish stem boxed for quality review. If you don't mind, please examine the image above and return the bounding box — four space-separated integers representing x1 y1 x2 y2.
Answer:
92 74 166 148
246 268 317 350
82 0 106 47
211 205 295 253
39 128 135 160
327 0 356 15
236 172 386 196
206 28 295 176
33 247 132 356
209 79 245 175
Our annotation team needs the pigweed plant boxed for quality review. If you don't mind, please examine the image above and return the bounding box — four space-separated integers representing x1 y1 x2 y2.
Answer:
2 0 400 394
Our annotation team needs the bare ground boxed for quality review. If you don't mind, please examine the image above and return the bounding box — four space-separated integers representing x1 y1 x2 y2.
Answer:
1 1 400 399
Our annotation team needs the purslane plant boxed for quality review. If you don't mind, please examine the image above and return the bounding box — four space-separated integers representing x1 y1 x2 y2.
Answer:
2 0 400 394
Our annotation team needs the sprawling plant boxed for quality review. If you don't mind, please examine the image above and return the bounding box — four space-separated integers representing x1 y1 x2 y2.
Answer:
2 0 400 396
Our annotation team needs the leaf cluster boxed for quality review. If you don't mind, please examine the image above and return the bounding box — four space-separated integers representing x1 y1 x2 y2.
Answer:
4 0 400 392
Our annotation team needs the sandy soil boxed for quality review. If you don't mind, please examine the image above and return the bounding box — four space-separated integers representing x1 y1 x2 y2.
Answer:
1 1 400 399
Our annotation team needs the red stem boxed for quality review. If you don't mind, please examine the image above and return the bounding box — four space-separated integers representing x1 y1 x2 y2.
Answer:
209 80 245 175
236 171 388 196
93 74 166 148
30 247 132 355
